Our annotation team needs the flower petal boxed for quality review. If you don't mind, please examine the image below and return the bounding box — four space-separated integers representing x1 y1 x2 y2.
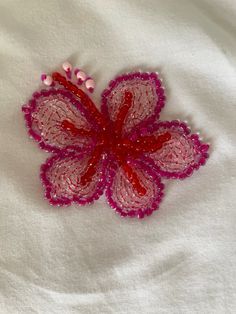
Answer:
22 88 97 152
40 151 107 206
101 72 165 135
142 121 210 179
106 160 164 218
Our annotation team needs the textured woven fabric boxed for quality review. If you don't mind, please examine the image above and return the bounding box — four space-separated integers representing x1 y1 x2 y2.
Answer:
0 0 235 313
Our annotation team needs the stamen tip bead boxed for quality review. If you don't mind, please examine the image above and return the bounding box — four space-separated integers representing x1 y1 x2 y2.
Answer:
42 75 53 86
76 70 87 82
85 78 95 92
62 61 72 72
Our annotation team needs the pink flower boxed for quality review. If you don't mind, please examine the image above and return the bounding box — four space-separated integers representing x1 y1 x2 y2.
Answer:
22 70 209 219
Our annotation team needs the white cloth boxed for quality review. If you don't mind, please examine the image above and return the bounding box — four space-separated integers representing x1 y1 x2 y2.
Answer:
0 0 235 313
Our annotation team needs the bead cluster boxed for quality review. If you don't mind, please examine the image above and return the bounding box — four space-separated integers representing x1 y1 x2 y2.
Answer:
41 61 96 93
22 64 210 219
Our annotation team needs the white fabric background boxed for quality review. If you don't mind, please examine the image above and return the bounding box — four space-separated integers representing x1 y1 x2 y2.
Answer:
0 0 235 313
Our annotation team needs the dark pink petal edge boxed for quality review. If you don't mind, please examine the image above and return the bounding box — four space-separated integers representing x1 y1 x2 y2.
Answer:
105 158 165 219
22 88 98 153
40 150 109 206
140 120 210 179
101 71 166 124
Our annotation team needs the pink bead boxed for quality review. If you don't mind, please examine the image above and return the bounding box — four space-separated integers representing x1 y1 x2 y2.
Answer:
42 75 53 86
76 70 87 81
85 78 95 92
62 61 72 72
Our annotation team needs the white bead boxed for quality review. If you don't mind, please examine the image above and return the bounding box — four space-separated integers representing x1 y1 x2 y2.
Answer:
62 61 72 72
43 75 53 86
76 71 86 81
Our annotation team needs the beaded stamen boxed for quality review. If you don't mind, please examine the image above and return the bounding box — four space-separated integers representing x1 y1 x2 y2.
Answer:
22 62 209 219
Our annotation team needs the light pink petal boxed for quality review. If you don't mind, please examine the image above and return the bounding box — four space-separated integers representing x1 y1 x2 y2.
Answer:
40 151 107 206
101 72 165 135
106 160 164 218
22 88 97 152
142 121 210 179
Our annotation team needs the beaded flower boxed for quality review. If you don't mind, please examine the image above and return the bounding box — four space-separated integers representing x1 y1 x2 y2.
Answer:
22 62 209 219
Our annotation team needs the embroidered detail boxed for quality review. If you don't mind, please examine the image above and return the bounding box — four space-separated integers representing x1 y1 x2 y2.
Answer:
22 61 209 219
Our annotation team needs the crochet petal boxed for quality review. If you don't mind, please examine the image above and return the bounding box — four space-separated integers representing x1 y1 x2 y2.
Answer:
40 151 107 206
101 72 165 135
142 121 209 179
22 88 97 153
106 160 164 218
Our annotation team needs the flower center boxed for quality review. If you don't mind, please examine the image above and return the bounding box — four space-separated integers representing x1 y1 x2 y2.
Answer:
61 118 170 196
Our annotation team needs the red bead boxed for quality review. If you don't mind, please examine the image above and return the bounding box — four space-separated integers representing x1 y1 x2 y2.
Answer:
114 91 133 134
52 72 106 128
122 163 146 196
80 147 103 186
61 120 94 137
134 132 171 153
